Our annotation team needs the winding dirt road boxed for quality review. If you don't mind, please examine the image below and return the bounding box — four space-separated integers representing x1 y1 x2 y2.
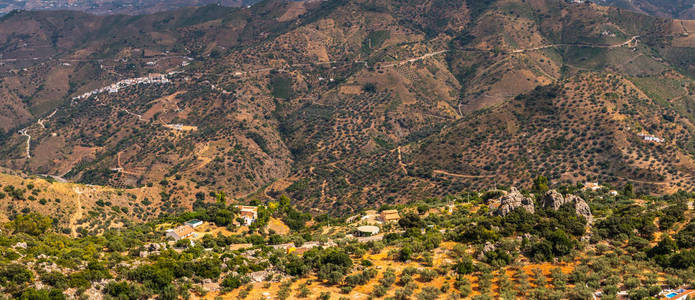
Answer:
18 129 30 158
433 170 497 178
396 146 407 175
380 50 449 68
511 36 640 54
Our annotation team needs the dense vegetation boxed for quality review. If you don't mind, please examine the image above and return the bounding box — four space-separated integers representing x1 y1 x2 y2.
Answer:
1 180 694 299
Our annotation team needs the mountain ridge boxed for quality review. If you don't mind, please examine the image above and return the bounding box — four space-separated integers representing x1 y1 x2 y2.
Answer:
0 0 263 15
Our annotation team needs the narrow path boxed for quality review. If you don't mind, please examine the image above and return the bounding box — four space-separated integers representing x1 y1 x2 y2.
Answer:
582 170 673 186
39 174 68 183
380 50 449 68
396 146 407 175
121 108 143 121
511 36 639 54
433 170 497 178
111 151 141 176
18 129 31 158
37 109 57 128
320 180 327 203
422 113 455 120
69 186 84 237
192 51 446 78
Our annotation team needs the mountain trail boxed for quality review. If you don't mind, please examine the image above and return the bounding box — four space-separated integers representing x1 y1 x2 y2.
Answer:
512 36 639 54
18 129 31 158
433 170 497 178
70 186 84 237
396 146 407 175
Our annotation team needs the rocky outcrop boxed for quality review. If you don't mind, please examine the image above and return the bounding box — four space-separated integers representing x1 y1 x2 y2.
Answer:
542 190 593 222
477 242 498 260
493 187 535 216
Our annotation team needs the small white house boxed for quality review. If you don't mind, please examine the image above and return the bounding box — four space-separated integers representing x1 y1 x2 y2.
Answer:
583 182 602 191
660 289 695 300
237 205 258 226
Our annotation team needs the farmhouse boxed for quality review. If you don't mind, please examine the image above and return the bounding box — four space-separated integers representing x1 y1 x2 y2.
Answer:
583 182 602 191
638 133 664 143
166 225 196 241
380 210 401 223
660 289 695 300
359 209 382 225
236 205 258 225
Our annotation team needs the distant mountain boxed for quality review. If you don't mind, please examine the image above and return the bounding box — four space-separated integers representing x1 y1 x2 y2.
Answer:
598 0 695 19
0 0 262 15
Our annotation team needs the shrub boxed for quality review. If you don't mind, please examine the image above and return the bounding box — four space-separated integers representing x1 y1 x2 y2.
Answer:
8 213 52 236
417 286 441 300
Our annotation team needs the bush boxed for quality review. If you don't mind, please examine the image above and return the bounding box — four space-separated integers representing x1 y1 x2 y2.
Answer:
418 269 437 282
8 213 52 236
19 288 66 300
221 275 243 290
104 281 149 299
371 285 387 297
417 286 441 300
362 83 377 93
40 272 68 289
0 264 33 286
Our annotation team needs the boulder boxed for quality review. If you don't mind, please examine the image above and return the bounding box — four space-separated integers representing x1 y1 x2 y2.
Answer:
493 187 535 216
542 190 567 210
477 241 498 260
483 241 496 253
542 190 593 222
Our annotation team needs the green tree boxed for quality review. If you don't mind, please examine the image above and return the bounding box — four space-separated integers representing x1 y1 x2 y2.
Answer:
533 176 550 193
8 213 52 236
623 183 635 198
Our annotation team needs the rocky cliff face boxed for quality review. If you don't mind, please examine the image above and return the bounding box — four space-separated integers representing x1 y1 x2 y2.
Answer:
493 187 535 216
542 190 593 222
492 188 593 222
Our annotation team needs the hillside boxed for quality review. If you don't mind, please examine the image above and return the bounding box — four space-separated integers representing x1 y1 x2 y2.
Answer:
2 181 695 299
2 0 695 215
0 0 261 15
598 0 695 19
0 168 220 235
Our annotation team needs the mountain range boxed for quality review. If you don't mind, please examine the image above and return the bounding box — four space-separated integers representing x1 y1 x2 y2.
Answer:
0 0 262 15
2 0 695 216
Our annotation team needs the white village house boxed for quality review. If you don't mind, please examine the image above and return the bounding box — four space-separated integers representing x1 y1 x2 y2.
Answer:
237 205 258 226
